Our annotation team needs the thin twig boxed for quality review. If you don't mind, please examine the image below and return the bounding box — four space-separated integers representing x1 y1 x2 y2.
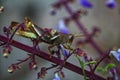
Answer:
15 56 31 65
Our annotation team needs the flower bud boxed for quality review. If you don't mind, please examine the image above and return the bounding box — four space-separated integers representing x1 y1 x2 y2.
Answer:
8 64 21 73
37 67 47 79
8 66 14 73
3 46 12 57
0 6 4 13
29 61 37 70
3 48 10 58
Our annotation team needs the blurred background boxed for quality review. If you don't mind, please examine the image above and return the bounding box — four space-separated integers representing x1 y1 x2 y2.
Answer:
0 0 120 80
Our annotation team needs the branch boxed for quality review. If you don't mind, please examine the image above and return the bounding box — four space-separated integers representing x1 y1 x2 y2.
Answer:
0 34 105 80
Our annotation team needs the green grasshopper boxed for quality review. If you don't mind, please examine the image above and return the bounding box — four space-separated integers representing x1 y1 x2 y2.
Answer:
9 17 82 56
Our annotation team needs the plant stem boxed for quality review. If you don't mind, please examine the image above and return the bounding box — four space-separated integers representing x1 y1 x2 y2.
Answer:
15 56 31 65
0 35 105 80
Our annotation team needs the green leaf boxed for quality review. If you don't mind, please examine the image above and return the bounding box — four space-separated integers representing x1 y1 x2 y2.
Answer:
97 67 104 72
76 55 84 67
96 67 107 75
85 61 96 66
76 55 86 80
96 63 116 75
105 63 116 71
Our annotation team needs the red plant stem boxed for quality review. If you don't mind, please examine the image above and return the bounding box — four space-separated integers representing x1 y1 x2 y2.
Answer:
57 50 74 72
46 64 58 70
59 0 104 55
0 35 105 80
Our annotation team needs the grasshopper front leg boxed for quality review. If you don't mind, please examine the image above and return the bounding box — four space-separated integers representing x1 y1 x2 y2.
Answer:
48 45 55 58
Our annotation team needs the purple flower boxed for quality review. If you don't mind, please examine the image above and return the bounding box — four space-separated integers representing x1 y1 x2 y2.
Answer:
110 48 120 62
109 68 119 80
106 0 117 9
36 45 40 51
53 73 61 80
55 19 69 34
60 44 69 58
50 8 57 16
79 0 93 8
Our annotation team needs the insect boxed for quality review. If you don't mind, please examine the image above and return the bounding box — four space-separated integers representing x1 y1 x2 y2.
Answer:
9 17 82 56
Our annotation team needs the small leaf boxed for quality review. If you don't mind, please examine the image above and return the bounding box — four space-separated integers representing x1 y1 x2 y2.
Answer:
96 67 107 75
105 63 116 71
76 55 84 67
85 61 96 66
97 67 104 72
97 63 116 75
76 55 87 80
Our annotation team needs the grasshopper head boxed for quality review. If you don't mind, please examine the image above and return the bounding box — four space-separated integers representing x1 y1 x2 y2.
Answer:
9 22 19 30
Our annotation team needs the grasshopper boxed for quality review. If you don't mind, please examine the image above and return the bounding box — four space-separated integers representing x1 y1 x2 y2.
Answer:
9 17 82 56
